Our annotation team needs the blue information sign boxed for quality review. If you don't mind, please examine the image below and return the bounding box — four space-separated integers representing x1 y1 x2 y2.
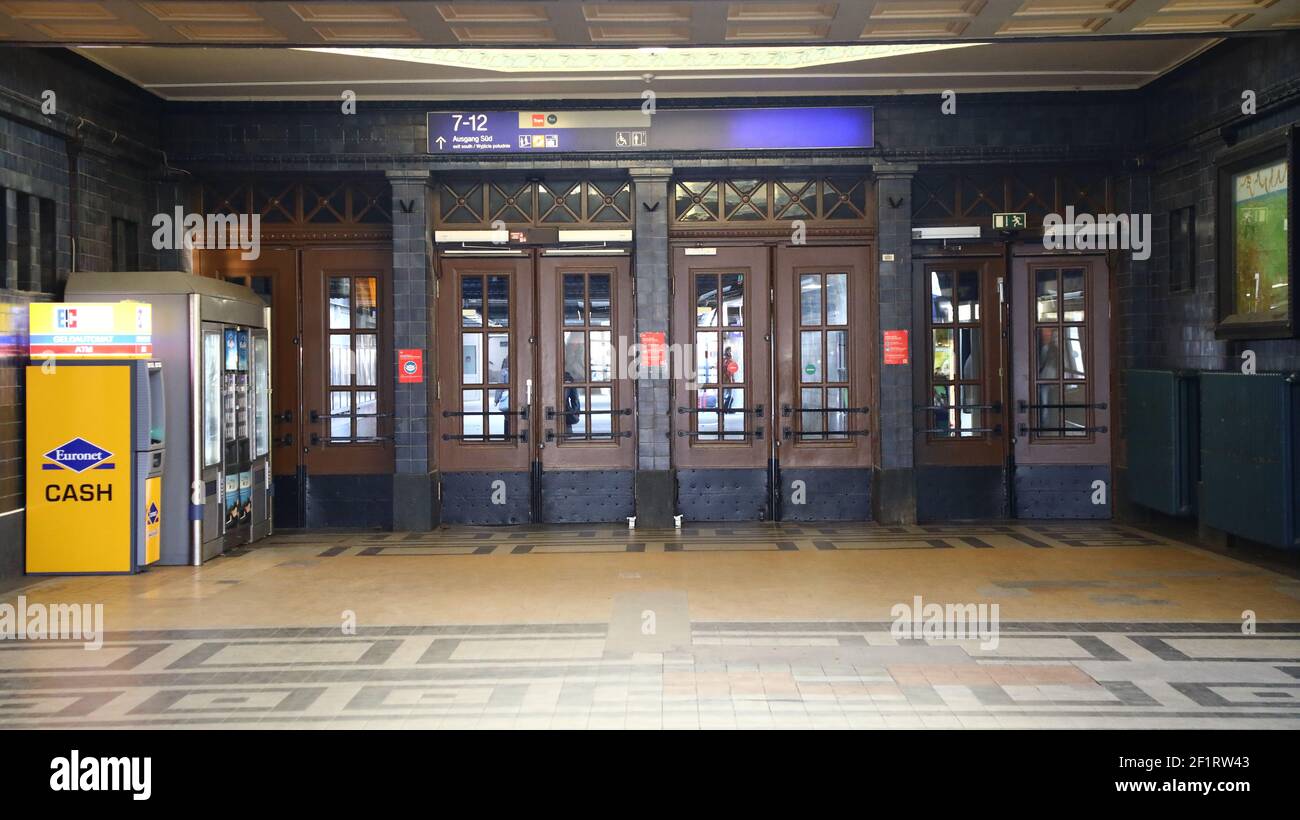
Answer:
427 107 873 154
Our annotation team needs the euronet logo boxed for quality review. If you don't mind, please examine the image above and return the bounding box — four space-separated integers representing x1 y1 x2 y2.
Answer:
43 437 115 473
0 596 104 650
50 750 151 801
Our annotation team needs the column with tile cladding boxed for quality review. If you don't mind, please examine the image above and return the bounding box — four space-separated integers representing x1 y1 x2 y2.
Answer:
387 170 437 530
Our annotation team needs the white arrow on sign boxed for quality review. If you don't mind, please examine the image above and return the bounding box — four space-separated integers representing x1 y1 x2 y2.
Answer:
435 136 446 149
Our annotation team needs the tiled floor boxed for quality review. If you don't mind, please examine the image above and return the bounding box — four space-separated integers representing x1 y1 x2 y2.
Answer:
2 521 1300 729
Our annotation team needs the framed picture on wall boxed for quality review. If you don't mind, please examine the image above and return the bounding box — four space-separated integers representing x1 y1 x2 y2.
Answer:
1215 125 1295 339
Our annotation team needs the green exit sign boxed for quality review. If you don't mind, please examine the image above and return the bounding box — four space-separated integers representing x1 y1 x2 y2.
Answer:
993 212 1027 229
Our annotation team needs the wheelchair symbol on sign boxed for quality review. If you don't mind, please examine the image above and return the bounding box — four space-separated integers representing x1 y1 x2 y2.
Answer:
616 132 629 147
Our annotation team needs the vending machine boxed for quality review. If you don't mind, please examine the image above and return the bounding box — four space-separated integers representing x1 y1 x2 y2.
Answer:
25 302 165 574
65 271 271 565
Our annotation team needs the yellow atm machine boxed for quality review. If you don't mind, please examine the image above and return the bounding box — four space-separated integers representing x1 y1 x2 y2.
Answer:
25 302 165 574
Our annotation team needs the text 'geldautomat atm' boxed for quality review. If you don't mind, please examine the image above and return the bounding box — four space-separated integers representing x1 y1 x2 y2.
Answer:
25 302 165 574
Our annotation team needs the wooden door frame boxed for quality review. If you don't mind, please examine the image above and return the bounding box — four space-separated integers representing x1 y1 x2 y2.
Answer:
300 246 396 475
670 245 772 469
1011 252 1111 465
911 254 1009 468
536 255 636 470
774 244 876 469
434 254 535 473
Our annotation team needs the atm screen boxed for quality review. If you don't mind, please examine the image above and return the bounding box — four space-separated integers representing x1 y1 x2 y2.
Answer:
224 328 238 371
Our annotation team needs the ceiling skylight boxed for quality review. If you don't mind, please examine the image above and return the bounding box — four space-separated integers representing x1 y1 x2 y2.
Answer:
294 44 987 74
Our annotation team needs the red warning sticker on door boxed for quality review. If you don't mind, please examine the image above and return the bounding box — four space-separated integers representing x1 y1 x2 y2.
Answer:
883 330 909 365
398 349 423 383
639 331 666 367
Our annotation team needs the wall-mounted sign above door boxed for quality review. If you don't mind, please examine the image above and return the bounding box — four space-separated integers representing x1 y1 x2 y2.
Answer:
427 107 873 154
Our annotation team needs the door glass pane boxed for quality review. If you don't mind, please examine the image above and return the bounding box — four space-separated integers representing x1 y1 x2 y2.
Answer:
562 388 585 435
1062 268 1085 321
590 387 612 438
959 385 981 437
355 334 377 386
722 274 744 326
930 271 953 322
826 330 848 382
828 387 849 439
929 384 952 437
801 387 823 437
487 275 509 327
696 389 718 439
355 277 377 329
721 331 744 384
1035 270 1059 321
462 390 483 437
800 274 821 325
488 407 506 437
957 271 980 321
722 388 745 436
563 331 586 382
800 331 822 383
1063 326 1086 378
1036 383 1061 437
329 392 351 439
588 274 611 327
203 330 221 466
461 277 483 327
330 334 352 385
329 277 351 329
826 273 848 325
487 333 509 384
564 274 585 325
1063 383 1087 436
562 383 583 434
696 275 718 327
589 330 612 382
931 329 954 380
462 333 483 383
696 331 719 384
1036 327 1061 379
957 328 980 379
254 335 269 457
490 388 509 437
356 390 378 439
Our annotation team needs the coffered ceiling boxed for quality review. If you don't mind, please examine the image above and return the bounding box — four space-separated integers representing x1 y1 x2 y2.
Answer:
0 1 1297 47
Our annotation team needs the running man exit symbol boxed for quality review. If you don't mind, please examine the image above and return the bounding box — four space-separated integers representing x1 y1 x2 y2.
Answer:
993 212 1027 229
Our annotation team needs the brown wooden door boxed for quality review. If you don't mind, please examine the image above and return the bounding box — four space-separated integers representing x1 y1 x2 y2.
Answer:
774 245 874 468
537 256 635 470
671 246 771 468
434 255 534 473
301 248 394 475
914 256 1009 467
1011 255 1111 464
